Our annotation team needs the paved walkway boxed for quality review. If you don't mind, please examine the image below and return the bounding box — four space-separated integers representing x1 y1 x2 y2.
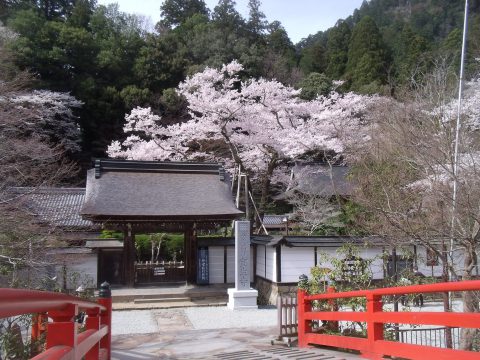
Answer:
111 307 361 359
112 326 360 359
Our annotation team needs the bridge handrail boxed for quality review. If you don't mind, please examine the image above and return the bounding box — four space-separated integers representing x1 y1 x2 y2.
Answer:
298 280 480 360
0 288 106 318
0 282 112 360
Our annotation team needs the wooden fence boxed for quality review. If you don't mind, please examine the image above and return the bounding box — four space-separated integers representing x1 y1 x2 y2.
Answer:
134 260 185 284
277 296 298 339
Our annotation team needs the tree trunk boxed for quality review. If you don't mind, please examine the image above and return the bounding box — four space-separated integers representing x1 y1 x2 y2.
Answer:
460 245 479 351
256 154 278 229
441 242 453 349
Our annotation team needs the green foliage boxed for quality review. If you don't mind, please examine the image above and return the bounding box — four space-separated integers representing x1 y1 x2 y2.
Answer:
298 72 332 100
99 229 123 239
6 2 148 156
298 41 326 75
119 85 151 109
346 16 389 91
325 21 351 79
3 0 476 159
134 233 184 261
160 87 186 114
160 0 209 29
246 0 267 37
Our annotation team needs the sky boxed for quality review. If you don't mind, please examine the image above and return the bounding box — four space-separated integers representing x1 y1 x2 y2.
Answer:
96 0 366 43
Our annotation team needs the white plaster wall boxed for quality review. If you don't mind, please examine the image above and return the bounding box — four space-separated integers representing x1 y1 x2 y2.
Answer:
415 246 477 278
256 245 266 278
281 247 315 283
226 246 235 283
208 246 224 284
250 249 254 283
360 247 385 280
416 246 443 277
55 253 98 290
266 246 276 281
311 247 385 280
315 248 338 270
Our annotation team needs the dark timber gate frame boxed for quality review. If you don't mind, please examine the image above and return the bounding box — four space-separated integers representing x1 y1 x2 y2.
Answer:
81 159 243 287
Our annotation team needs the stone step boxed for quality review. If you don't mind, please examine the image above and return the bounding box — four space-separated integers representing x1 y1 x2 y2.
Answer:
112 291 228 303
112 299 228 310
133 297 191 304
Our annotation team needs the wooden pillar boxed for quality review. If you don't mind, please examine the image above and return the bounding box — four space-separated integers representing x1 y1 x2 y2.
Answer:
185 223 197 284
123 223 135 287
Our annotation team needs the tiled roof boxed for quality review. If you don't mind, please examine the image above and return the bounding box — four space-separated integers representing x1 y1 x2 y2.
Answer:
250 235 375 247
262 215 288 226
81 159 243 221
8 187 96 230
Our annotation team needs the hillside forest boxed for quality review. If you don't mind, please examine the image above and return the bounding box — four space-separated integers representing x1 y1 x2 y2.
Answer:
1 0 479 161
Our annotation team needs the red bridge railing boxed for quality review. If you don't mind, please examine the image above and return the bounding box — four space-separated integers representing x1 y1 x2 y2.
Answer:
298 280 480 360
0 282 112 360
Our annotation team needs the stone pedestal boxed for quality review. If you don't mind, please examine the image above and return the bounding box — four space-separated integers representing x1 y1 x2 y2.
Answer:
227 288 258 310
227 221 258 310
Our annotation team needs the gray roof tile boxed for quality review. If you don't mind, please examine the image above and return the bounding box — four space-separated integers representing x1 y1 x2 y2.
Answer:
9 187 96 230
81 160 243 221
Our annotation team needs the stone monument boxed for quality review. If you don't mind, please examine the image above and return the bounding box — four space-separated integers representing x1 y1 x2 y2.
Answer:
227 220 258 310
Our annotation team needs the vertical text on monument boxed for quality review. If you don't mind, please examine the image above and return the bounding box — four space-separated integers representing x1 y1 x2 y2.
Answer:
235 221 250 290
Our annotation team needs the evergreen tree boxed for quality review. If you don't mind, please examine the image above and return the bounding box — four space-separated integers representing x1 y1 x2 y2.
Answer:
394 24 429 84
159 0 209 29
346 16 389 91
247 0 267 37
325 21 351 79
212 0 244 33
298 72 332 100
299 41 326 75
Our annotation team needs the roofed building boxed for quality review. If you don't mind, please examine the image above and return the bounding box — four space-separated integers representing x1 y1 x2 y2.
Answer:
5 187 101 289
81 159 243 286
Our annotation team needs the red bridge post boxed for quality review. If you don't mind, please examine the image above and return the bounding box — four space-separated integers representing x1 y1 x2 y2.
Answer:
297 288 311 348
362 293 383 359
97 281 112 359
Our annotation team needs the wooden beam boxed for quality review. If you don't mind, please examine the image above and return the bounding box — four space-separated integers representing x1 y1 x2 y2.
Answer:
185 223 196 284
123 224 135 287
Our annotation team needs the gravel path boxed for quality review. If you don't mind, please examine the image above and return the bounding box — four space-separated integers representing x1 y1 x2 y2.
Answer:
111 306 277 335
184 306 277 330
111 310 158 335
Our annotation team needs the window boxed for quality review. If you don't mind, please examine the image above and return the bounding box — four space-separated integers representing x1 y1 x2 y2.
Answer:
386 255 413 278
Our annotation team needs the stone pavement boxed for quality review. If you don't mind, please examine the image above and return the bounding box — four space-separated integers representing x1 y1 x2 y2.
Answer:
112 326 361 360
111 308 362 360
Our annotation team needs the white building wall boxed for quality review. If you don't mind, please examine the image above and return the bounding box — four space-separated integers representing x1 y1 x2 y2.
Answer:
250 249 254 283
55 252 98 290
281 247 315 283
360 247 385 280
416 246 443 277
226 246 235 283
315 248 338 270
256 245 266 278
208 246 224 284
266 246 276 281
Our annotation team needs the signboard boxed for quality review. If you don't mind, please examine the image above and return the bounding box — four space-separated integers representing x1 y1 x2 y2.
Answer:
197 247 209 284
153 267 165 276
235 221 250 290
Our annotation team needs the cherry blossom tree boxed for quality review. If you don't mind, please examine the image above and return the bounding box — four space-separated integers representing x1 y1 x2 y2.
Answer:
0 57 81 286
108 61 377 216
